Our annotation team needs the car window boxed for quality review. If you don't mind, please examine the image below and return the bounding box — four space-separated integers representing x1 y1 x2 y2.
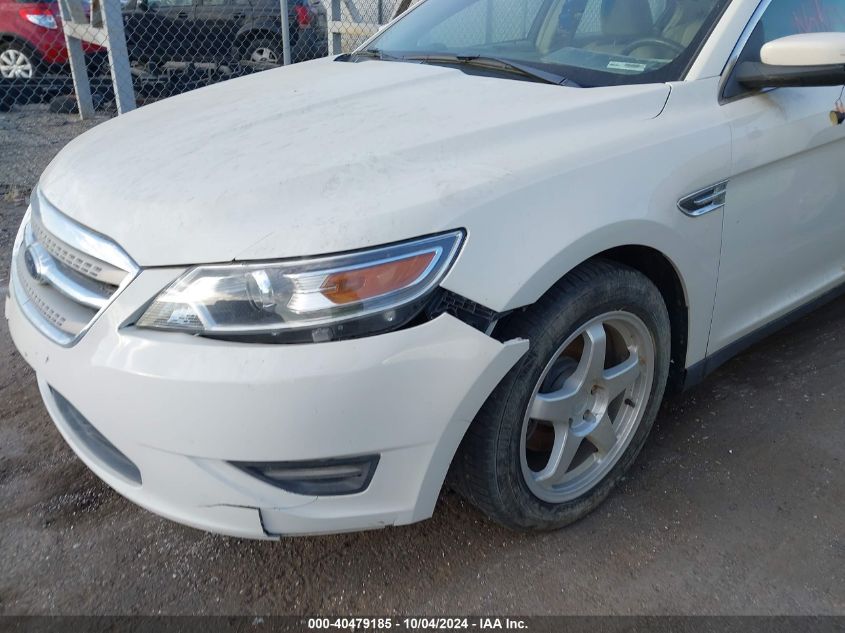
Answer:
575 0 668 36
148 0 192 8
418 0 547 49
368 0 731 87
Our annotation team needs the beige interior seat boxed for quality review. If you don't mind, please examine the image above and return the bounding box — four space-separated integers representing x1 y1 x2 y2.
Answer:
581 0 710 60
583 0 655 55
626 0 712 59
660 0 710 48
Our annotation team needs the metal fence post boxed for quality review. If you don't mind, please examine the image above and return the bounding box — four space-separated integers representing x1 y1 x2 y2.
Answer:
100 0 137 113
329 0 341 55
280 0 292 65
57 0 95 119
392 0 411 19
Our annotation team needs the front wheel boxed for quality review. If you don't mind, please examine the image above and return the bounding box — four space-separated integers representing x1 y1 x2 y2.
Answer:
450 259 671 531
0 41 38 79
238 37 284 65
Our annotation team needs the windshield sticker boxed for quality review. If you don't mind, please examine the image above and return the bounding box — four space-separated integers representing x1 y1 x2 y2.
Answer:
607 61 648 72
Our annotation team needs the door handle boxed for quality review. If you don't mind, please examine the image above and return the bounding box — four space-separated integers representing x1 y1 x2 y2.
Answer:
176 11 188 18
232 12 244 18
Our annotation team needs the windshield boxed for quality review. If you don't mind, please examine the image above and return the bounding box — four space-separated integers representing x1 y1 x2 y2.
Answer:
365 0 730 87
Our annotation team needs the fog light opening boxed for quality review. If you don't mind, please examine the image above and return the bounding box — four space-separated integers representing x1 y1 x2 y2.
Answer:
232 455 379 496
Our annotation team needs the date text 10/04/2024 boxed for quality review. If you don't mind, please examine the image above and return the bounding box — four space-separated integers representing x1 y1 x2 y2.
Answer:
306 618 529 630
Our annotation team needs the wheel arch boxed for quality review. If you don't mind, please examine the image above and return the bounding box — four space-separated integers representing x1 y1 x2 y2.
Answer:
493 244 690 393
593 245 689 392
232 27 282 54
0 33 40 52
234 18 299 50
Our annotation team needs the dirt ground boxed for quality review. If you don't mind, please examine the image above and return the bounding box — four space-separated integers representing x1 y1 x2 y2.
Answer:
0 108 843 616
0 106 108 200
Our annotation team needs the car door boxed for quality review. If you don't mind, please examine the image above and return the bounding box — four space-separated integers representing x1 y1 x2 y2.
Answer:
123 0 198 62
707 0 845 354
193 0 245 62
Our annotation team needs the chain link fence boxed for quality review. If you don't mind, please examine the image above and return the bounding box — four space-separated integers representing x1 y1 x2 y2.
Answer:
0 0 418 115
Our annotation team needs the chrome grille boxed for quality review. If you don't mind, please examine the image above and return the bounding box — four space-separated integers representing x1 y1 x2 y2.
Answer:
11 189 138 345
34 222 100 281
19 272 68 329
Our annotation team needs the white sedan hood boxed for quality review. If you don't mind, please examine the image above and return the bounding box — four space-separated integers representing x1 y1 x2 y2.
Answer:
39 58 670 266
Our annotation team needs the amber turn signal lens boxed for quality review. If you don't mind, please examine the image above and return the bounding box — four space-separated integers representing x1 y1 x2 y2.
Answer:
320 252 436 304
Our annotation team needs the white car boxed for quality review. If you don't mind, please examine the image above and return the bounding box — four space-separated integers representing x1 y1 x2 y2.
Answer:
6 0 845 538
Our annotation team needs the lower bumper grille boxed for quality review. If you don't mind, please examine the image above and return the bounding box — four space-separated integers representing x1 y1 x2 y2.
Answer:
50 388 142 486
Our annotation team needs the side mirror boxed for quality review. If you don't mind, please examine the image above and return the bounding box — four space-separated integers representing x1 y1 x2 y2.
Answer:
736 33 845 89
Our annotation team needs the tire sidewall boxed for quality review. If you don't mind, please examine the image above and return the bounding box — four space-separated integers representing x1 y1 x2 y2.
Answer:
492 267 671 528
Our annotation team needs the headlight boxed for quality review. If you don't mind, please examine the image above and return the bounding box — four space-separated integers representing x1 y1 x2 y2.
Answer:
136 231 464 343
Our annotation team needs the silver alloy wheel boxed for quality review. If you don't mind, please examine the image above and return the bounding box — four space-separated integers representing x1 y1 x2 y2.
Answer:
249 47 279 64
520 311 655 503
0 47 34 79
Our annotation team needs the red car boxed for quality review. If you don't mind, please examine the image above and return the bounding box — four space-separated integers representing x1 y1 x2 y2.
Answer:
0 0 100 79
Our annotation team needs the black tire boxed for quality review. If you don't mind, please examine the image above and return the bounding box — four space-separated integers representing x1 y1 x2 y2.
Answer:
450 259 671 531
237 37 284 66
0 40 40 80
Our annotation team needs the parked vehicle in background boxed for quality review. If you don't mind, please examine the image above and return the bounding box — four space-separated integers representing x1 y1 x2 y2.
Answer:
6 0 845 539
0 0 102 79
121 0 327 66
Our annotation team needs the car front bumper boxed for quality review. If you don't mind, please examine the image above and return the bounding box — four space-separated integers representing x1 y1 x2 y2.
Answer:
5 261 527 538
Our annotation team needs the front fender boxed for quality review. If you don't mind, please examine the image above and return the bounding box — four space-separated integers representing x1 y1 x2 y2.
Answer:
440 79 732 368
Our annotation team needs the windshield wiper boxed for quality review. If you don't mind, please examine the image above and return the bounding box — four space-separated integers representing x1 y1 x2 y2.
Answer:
402 54 579 87
346 48 404 62
340 50 579 87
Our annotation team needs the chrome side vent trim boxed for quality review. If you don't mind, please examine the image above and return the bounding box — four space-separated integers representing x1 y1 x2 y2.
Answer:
10 189 139 346
678 181 728 217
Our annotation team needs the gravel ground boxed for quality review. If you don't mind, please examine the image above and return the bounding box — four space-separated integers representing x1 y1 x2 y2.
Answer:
0 109 843 616
0 106 109 200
